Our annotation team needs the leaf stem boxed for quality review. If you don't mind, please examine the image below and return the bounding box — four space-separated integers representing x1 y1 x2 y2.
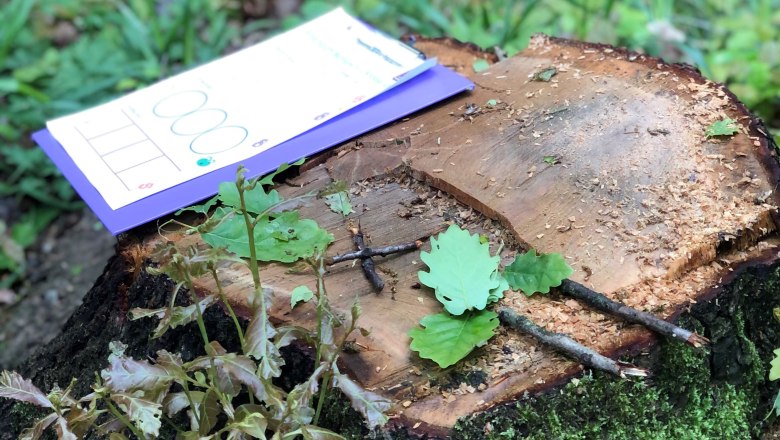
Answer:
237 172 263 294
312 255 332 425
313 257 327 368
313 369 332 426
181 379 201 425
211 267 245 348
105 399 145 440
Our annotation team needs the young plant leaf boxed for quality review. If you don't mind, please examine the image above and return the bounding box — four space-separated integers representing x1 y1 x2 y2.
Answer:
243 305 285 379
487 271 509 304
291 285 314 309
0 370 53 408
19 412 58 440
186 352 267 402
218 181 282 215
503 250 573 296
418 224 500 315
53 416 77 440
284 364 325 426
162 391 198 418
225 405 268 438
197 389 220 435
110 392 162 438
324 191 353 217
770 348 780 381
146 294 217 339
66 401 103 438
331 363 391 428
176 194 219 216
100 351 177 405
705 118 739 137
202 211 333 263
409 310 498 368
295 425 346 440
774 390 780 416
257 158 306 186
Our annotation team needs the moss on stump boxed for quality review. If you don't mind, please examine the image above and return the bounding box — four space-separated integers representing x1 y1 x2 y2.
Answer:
454 262 780 440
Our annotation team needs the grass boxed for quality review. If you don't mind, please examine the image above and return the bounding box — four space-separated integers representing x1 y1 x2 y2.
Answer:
1 0 778 290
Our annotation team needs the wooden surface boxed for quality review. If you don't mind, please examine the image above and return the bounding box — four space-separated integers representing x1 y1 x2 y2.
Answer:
143 35 780 435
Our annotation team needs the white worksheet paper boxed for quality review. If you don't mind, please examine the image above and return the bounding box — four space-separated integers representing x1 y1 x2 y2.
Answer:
47 8 433 210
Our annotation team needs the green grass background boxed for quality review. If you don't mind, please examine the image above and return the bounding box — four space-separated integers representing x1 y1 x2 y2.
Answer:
1 0 778 288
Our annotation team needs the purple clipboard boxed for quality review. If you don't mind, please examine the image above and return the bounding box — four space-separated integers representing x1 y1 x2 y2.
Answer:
33 65 473 235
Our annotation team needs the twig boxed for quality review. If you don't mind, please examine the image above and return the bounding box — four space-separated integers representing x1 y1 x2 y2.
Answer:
326 241 423 265
559 279 709 348
327 226 423 292
498 307 648 378
351 226 384 291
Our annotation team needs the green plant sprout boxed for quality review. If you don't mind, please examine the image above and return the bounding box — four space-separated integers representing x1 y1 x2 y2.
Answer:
0 162 390 438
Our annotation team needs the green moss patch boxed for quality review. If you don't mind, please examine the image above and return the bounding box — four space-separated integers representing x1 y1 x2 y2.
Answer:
454 264 780 440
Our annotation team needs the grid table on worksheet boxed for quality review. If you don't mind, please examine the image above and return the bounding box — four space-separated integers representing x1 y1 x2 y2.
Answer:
72 109 181 192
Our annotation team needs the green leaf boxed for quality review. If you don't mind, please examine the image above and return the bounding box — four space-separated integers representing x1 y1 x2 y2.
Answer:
503 250 573 296
225 405 268 438
257 158 306 186
197 389 220 435
324 191 353 217
418 224 500 315
331 363 391 428
19 412 58 440
291 285 314 309
487 271 509 304
186 352 267 402
472 59 489 72
775 390 780 416
409 310 498 368
176 194 219 216
283 426 345 440
110 392 162 438
134 294 218 339
770 348 780 381
0 370 53 408
486 99 498 107
532 67 557 82
218 181 282 215
284 364 325 426
162 391 196 418
705 118 739 137
202 211 333 263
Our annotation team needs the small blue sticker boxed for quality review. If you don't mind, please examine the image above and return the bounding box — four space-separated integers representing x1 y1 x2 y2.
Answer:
197 157 213 167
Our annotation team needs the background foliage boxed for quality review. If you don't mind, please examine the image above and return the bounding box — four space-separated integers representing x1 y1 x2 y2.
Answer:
1 0 779 289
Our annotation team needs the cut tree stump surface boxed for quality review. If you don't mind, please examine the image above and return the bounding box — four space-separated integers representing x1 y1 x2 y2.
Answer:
143 35 780 435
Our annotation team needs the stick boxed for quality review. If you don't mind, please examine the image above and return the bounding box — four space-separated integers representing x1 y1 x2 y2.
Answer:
351 227 385 291
326 241 422 265
498 307 648 378
559 279 709 348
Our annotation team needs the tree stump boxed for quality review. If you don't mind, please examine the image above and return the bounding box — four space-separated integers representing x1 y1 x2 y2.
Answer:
3 35 780 439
